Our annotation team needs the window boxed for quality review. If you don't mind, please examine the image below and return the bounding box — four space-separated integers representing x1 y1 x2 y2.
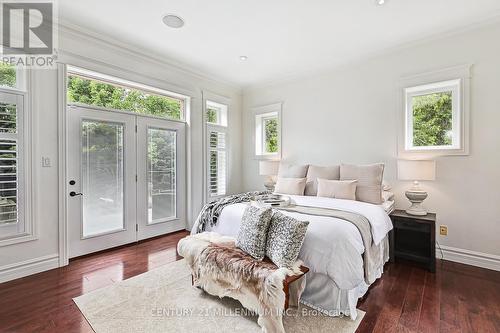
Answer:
0 63 25 91
206 101 227 126
254 103 281 159
405 80 460 150
400 65 470 156
0 64 17 88
205 99 228 198
0 66 32 245
66 66 186 121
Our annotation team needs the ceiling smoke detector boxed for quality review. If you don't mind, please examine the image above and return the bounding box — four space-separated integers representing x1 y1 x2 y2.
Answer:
162 14 185 28
375 0 386 5
239 55 248 61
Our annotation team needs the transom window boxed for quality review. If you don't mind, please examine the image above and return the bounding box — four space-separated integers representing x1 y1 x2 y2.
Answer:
206 101 227 126
0 63 25 91
67 66 186 121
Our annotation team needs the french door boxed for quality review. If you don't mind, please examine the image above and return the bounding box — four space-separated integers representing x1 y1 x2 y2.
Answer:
67 105 186 258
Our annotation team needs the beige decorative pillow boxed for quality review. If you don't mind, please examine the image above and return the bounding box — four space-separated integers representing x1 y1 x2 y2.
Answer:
317 179 357 200
274 177 306 195
277 163 309 178
305 165 340 196
340 163 384 204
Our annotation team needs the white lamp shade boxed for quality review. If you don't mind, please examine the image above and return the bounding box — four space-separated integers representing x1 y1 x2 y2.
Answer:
398 160 436 181
259 160 280 176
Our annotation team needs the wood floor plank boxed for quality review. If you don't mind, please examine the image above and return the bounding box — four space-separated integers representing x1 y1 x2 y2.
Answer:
397 267 426 332
417 269 440 333
1 230 499 333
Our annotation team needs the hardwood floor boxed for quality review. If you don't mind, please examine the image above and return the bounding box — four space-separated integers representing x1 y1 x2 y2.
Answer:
0 231 499 333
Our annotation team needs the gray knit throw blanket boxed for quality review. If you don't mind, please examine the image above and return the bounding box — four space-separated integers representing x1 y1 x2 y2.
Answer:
194 191 270 234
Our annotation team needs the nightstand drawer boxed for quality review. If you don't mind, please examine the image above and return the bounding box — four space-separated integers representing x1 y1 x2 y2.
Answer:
393 218 430 232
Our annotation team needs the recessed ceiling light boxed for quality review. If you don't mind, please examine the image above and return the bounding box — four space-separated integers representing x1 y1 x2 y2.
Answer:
239 55 248 61
375 0 386 5
162 14 184 28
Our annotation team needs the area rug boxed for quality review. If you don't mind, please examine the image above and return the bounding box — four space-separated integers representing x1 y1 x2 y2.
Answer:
73 259 365 333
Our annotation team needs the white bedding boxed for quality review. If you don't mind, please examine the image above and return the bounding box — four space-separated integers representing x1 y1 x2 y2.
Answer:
193 195 393 292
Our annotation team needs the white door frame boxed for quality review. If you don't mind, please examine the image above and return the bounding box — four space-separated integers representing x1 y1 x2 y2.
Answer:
57 64 191 265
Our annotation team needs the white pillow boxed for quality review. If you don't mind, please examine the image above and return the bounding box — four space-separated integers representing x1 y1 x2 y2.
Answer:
274 177 306 195
317 179 357 200
305 165 340 196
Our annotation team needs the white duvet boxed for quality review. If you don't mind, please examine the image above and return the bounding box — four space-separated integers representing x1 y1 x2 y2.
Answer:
192 195 393 291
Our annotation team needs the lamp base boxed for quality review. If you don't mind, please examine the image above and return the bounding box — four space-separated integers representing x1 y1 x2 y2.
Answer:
263 176 276 192
405 190 428 216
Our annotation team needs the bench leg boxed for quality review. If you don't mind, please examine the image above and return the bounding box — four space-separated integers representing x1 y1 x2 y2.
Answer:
286 275 307 309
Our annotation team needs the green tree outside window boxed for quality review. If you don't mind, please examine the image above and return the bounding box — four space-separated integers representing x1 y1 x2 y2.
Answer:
67 75 183 120
412 92 453 147
0 64 16 88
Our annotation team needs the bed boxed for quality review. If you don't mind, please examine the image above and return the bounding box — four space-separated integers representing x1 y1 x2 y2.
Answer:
190 193 393 320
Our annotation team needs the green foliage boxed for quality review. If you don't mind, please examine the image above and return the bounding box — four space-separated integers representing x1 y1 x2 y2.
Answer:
206 108 217 123
412 92 453 146
0 64 16 88
67 75 182 120
148 129 176 194
265 118 278 153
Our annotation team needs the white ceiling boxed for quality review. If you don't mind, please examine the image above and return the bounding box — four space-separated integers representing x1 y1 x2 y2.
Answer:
59 0 500 87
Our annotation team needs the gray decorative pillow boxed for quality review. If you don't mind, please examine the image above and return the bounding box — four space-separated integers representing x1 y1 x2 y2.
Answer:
265 211 309 268
236 205 273 260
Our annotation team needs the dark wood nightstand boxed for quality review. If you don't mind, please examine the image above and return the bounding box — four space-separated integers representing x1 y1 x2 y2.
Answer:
389 210 436 272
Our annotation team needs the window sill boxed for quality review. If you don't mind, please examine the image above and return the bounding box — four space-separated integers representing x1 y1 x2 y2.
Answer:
0 233 38 247
255 153 280 161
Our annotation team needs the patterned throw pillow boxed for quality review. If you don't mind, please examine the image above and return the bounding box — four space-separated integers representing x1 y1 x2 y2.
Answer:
265 211 309 268
236 205 273 260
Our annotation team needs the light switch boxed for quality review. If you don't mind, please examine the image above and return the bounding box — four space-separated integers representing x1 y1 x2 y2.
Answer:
42 157 51 167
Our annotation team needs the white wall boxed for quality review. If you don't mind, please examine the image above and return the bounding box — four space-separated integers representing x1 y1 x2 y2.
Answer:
242 22 500 262
0 24 243 281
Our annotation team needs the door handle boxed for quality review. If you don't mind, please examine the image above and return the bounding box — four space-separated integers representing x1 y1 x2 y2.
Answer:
69 191 83 197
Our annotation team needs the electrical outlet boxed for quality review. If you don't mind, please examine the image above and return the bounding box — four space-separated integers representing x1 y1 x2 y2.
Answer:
439 225 448 236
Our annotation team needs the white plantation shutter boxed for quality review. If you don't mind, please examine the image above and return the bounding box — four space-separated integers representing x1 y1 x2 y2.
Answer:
0 91 25 239
208 130 227 197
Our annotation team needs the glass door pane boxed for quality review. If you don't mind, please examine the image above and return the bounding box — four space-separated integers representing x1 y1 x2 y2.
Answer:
147 128 176 224
81 120 124 237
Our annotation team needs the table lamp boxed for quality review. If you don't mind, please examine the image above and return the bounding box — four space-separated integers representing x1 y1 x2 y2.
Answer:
259 160 280 192
397 160 436 216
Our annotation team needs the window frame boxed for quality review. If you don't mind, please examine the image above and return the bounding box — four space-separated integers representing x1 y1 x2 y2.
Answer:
66 65 188 122
254 102 282 160
398 65 471 157
206 100 227 127
405 79 461 151
0 65 27 92
203 92 230 202
0 69 35 247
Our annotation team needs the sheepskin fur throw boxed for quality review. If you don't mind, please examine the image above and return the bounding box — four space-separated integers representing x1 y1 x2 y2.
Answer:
177 232 306 333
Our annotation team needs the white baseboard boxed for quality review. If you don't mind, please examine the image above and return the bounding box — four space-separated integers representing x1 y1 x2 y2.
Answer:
0 254 60 284
438 245 500 272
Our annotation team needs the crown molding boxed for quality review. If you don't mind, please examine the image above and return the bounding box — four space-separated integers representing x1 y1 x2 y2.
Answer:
243 14 500 92
57 20 242 95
